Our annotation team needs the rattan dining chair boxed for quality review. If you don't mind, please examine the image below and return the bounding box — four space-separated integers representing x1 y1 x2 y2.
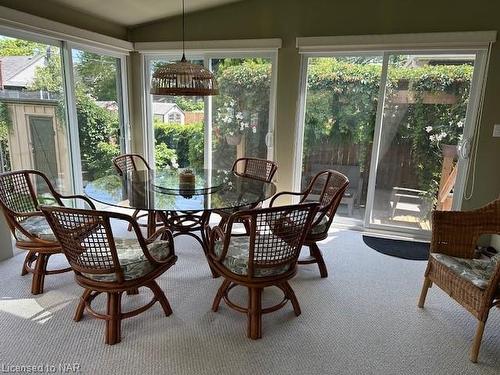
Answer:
0 170 95 294
112 153 163 235
40 205 177 345
417 199 500 363
269 170 349 278
216 157 278 228
208 202 318 339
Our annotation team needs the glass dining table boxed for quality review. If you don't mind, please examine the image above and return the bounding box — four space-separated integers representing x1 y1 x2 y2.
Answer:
84 168 276 276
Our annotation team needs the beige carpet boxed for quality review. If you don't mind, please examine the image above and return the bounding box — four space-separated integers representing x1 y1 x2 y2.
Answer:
0 228 499 375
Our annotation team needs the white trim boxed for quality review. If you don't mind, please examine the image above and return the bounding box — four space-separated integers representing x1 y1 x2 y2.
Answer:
267 51 279 162
61 42 84 195
297 31 497 53
0 5 132 54
292 55 309 193
364 53 390 228
135 38 282 54
457 50 489 204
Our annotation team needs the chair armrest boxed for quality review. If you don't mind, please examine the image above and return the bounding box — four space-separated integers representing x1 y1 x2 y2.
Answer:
55 193 96 209
269 191 306 207
120 214 175 266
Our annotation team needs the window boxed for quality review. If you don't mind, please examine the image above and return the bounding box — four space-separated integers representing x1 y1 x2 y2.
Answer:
0 35 72 195
0 33 129 194
70 48 126 186
145 53 277 172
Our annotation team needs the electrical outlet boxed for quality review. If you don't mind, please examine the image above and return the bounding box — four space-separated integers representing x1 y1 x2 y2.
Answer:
493 124 500 137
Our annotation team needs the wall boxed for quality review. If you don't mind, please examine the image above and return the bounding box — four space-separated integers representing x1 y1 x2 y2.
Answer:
130 0 500 209
0 0 127 39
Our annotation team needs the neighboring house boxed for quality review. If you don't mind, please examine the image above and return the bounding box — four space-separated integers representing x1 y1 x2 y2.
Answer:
152 102 185 124
0 54 70 191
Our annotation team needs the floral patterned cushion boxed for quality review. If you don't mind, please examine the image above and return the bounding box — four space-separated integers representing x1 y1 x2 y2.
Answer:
310 213 330 235
14 215 57 242
214 235 291 277
83 239 172 282
431 253 500 289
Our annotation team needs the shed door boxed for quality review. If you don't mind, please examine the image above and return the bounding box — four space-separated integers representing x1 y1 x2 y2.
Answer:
29 116 58 192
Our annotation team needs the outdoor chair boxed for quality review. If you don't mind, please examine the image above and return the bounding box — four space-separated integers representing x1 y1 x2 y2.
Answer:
41 205 177 345
418 199 500 363
269 170 349 278
0 169 95 294
208 203 318 339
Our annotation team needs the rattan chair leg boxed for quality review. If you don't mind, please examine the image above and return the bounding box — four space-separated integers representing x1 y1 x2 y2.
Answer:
31 253 48 295
309 243 328 278
212 279 231 312
418 277 432 308
105 292 122 345
470 320 486 363
282 282 301 316
74 289 92 322
148 281 173 316
247 287 263 340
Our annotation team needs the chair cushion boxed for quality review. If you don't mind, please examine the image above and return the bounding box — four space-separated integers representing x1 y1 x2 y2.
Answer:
15 215 57 242
431 253 500 290
214 235 291 277
310 213 330 235
82 239 172 282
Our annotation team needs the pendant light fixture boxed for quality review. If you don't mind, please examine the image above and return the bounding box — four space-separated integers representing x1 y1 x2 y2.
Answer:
150 0 218 96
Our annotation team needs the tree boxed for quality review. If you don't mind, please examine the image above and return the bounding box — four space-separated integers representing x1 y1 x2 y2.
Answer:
75 51 118 101
0 37 45 56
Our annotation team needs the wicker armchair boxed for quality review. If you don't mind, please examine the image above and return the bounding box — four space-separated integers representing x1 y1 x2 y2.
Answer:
40 205 177 345
270 170 349 277
418 199 500 362
0 170 95 294
112 153 163 235
208 203 318 339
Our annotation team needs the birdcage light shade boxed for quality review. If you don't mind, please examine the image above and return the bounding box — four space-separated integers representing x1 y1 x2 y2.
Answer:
150 57 219 96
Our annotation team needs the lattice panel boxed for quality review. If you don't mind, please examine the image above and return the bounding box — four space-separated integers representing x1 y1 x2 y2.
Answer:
113 154 150 175
237 158 276 183
0 172 38 219
45 209 116 272
252 205 314 268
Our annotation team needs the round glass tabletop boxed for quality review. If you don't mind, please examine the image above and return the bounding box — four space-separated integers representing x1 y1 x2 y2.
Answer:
84 169 276 212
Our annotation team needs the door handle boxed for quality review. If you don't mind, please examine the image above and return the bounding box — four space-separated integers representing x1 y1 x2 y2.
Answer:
458 138 472 159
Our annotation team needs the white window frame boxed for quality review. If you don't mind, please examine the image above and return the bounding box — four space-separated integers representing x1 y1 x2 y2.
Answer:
143 47 279 170
294 34 494 237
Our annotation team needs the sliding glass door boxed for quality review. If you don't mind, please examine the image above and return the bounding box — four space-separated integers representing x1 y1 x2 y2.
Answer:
297 50 485 235
299 55 383 223
368 53 477 231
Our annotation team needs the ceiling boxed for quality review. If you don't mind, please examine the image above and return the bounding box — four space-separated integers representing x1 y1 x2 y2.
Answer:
45 0 244 27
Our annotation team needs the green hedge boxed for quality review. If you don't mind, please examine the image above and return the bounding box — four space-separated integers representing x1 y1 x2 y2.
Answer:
154 120 204 169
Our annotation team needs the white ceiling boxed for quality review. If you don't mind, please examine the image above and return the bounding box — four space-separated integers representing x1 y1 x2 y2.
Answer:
45 0 244 27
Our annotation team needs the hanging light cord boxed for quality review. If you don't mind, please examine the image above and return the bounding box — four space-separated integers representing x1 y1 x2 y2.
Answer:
181 0 186 62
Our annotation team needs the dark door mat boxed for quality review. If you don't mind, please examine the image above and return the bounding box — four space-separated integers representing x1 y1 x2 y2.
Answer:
362 235 430 261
